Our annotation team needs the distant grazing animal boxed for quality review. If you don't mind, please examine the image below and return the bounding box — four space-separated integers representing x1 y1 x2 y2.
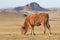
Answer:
21 12 51 35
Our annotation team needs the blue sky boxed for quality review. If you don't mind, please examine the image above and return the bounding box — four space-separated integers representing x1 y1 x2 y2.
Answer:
0 0 60 9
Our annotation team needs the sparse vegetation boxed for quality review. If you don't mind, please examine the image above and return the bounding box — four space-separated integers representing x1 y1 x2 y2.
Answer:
0 10 60 40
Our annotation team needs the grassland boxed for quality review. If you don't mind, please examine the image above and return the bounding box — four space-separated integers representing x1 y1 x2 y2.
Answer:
0 11 60 40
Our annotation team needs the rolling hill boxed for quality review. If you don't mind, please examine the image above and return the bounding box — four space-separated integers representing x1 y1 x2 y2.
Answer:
14 2 50 11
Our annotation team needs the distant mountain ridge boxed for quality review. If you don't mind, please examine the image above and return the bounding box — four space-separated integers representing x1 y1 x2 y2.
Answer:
14 6 23 11
14 2 50 11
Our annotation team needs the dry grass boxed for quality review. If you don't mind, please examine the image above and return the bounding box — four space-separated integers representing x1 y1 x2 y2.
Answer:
0 11 60 40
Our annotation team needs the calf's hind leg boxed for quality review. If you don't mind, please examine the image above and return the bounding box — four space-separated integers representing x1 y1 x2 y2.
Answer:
47 24 51 34
43 22 47 34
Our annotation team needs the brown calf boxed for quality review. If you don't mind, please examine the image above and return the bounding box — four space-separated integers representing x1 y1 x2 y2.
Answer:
21 12 51 35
